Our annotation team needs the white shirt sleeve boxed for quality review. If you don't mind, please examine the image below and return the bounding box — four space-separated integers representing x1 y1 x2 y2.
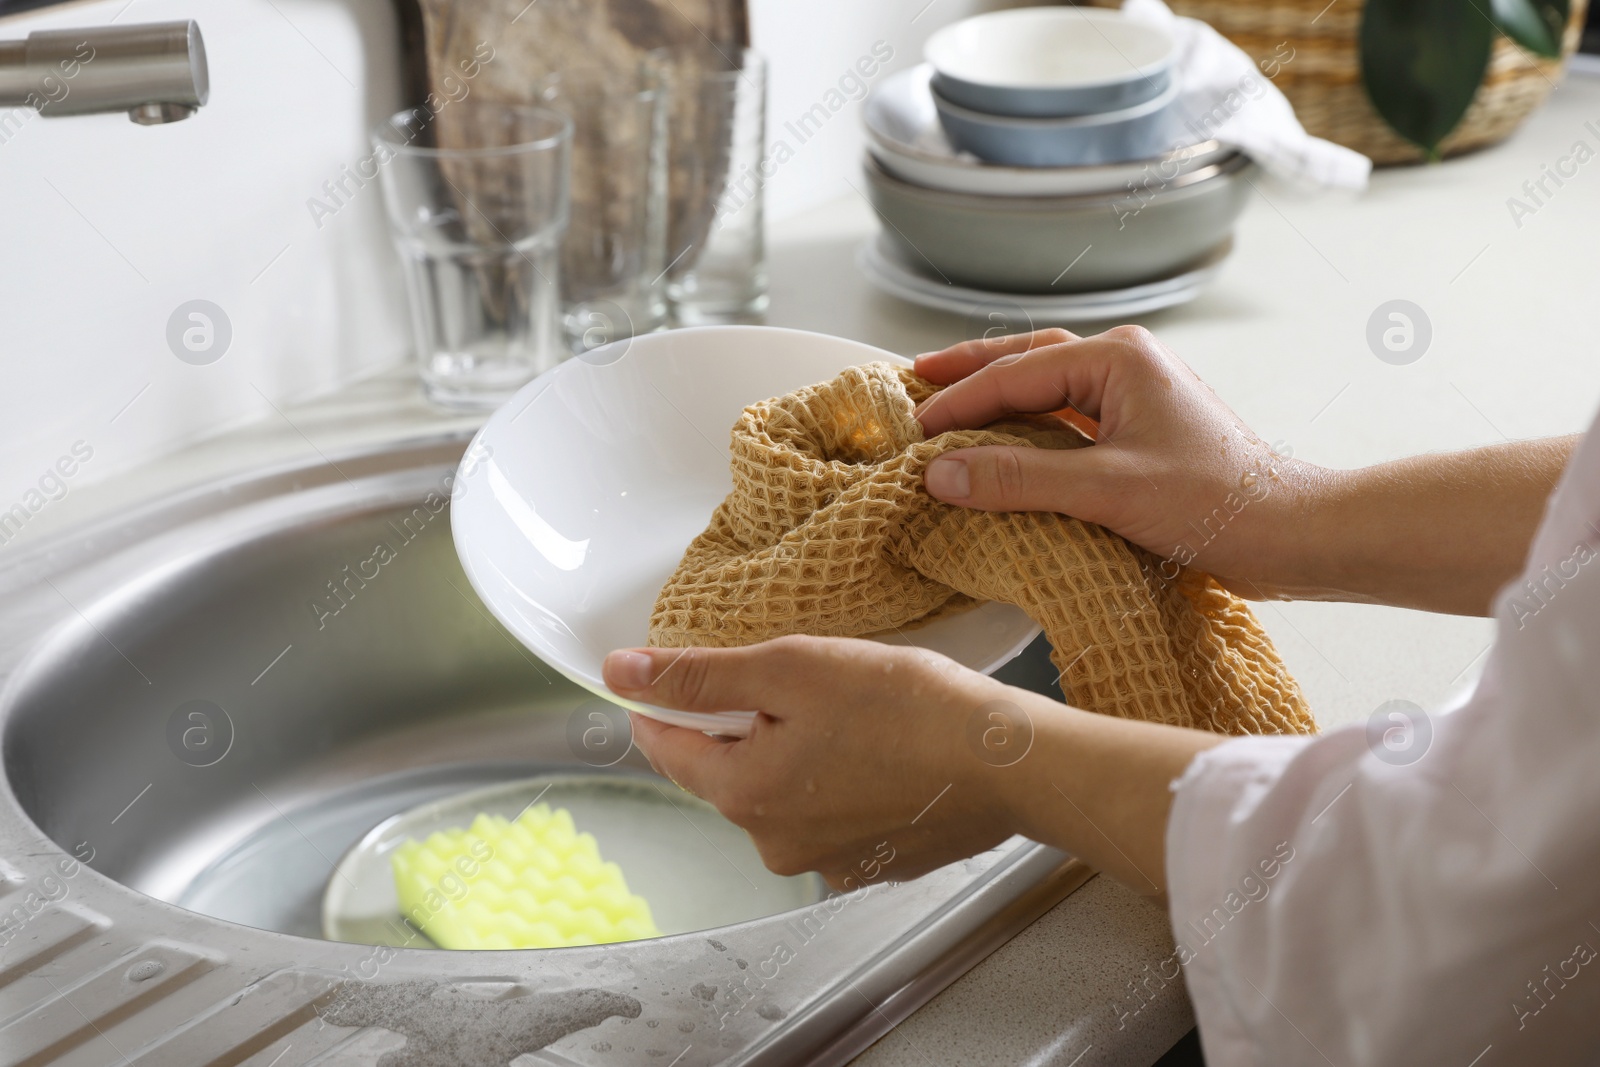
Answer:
1166 415 1600 1067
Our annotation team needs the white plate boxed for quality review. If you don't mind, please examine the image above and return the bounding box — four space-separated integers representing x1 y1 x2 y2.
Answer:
864 64 1232 198
452 326 1042 736
857 235 1231 323
321 775 824 947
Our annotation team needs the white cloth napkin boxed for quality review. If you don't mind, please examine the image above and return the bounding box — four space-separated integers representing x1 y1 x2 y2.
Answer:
1123 0 1370 190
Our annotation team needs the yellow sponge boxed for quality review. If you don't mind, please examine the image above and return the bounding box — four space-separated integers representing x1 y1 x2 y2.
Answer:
390 803 660 949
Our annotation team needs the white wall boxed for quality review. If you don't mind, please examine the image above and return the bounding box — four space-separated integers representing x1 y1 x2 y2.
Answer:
0 0 1019 532
750 0 1018 222
0 0 409 536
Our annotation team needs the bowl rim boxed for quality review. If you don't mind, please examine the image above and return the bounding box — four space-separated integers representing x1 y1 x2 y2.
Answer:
861 64 1231 188
864 121 1232 181
863 148 1252 210
932 73 1181 130
859 232 1235 309
453 324 1047 736
924 7 1178 94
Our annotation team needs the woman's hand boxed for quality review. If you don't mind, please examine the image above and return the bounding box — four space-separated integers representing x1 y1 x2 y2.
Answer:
602 636 1021 891
914 326 1576 614
915 326 1325 600
603 636 1225 896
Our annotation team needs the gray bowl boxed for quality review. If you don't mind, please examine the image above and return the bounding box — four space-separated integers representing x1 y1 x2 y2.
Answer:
933 78 1182 168
930 67 1171 121
923 7 1178 118
862 152 1254 294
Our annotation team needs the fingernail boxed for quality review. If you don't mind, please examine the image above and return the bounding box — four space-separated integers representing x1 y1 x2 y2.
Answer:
925 456 970 500
606 649 654 689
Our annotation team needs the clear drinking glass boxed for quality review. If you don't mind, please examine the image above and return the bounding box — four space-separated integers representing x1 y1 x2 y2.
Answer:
658 48 769 325
373 104 572 410
537 65 670 355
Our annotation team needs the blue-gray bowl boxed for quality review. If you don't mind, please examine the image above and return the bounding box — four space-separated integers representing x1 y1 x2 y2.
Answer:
933 77 1182 168
930 67 1171 121
924 8 1178 118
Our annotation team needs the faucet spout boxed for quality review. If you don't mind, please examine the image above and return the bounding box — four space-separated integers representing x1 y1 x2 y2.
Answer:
0 20 208 124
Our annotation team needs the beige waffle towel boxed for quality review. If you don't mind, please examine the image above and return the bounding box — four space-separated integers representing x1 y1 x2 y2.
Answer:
649 363 1314 735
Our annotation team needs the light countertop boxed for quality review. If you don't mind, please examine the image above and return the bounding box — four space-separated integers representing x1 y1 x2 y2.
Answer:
15 70 1600 1067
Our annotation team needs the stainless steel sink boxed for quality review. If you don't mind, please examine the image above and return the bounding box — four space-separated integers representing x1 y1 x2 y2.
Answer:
0 433 1090 1067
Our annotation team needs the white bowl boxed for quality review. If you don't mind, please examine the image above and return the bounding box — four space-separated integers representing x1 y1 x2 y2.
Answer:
925 7 1177 118
864 65 1231 198
452 326 1042 736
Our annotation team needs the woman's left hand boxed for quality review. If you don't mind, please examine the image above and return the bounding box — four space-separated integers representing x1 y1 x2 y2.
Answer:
602 635 1023 891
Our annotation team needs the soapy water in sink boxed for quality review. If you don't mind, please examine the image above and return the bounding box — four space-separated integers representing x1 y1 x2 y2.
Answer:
177 762 822 944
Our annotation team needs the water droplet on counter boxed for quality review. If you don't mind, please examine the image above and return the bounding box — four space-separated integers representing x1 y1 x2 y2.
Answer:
126 960 165 983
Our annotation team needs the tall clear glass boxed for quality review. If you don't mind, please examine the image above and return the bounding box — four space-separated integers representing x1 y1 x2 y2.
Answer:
537 65 669 355
658 48 769 325
374 104 572 411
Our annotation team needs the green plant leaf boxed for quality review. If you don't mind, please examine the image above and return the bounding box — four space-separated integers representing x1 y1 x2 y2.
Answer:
1360 0 1494 158
1491 0 1568 58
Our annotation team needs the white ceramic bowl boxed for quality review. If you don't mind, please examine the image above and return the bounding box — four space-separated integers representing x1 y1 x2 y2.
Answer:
925 7 1177 118
452 326 1042 736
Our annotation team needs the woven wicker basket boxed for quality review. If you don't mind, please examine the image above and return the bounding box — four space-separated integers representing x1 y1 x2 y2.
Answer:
1091 0 1588 164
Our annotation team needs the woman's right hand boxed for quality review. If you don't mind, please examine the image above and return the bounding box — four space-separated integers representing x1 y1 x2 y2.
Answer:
914 326 1331 600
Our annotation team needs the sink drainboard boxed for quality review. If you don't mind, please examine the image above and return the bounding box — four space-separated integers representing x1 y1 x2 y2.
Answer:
0 433 1090 1066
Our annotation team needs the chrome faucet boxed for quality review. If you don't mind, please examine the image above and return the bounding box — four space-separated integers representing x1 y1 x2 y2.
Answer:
0 20 208 125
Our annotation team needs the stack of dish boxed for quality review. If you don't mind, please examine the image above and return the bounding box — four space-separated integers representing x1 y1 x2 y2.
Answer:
860 7 1254 321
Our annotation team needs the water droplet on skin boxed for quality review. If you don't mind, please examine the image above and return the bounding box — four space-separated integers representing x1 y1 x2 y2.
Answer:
1239 471 1259 491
